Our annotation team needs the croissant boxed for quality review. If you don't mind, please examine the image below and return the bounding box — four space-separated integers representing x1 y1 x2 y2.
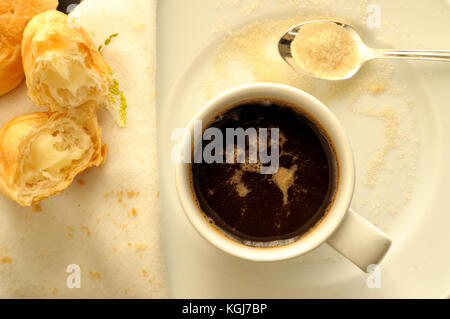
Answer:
22 10 111 112
0 111 106 206
0 0 58 97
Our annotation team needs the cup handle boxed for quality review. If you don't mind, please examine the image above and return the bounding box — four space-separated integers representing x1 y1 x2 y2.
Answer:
326 209 392 272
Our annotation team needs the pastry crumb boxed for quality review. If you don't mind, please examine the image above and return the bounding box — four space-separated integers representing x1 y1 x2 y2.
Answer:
80 225 91 236
133 243 147 251
1 256 12 263
89 272 101 280
133 22 145 31
126 190 136 198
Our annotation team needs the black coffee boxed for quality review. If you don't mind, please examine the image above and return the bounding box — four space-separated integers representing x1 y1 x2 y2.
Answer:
191 99 338 245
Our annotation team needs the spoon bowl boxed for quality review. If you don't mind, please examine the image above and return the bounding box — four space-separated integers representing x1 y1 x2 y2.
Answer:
279 20 450 80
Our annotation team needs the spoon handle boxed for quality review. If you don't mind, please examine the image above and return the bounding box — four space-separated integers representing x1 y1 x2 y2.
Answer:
377 49 450 62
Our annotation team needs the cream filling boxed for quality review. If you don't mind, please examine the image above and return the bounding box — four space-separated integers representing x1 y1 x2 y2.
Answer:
25 132 85 177
40 56 97 105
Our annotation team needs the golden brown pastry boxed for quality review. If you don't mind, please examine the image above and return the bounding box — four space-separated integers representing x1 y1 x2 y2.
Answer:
0 111 106 206
22 10 111 112
0 0 58 96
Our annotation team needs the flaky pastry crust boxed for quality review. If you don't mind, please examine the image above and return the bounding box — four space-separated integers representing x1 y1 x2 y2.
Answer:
0 0 58 96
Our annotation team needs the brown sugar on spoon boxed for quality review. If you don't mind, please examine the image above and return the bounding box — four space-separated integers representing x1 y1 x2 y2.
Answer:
290 21 360 79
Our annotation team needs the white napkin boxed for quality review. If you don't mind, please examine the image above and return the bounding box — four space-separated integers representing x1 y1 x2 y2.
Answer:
0 0 168 298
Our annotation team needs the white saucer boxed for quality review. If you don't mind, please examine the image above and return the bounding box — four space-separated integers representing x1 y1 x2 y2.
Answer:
157 0 450 298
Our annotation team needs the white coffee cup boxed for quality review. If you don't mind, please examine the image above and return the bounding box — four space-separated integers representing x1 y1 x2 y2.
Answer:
175 83 391 272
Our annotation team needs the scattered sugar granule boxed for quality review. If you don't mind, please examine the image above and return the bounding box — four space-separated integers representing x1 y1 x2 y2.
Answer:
359 107 400 187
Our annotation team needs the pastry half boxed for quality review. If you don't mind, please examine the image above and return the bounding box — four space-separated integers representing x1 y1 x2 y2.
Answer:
22 10 111 112
0 112 106 206
0 0 58 96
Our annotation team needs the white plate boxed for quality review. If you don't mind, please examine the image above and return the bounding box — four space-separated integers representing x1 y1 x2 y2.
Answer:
157 0 450 298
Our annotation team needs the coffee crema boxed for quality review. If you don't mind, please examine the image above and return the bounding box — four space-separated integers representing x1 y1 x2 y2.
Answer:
191 98 338 246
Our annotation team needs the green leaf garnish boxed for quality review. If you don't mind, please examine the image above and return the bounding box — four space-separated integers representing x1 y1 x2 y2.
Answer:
98 33 128 127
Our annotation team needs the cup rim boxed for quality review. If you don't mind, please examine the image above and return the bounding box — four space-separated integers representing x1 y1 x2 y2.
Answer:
175 82 355 262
